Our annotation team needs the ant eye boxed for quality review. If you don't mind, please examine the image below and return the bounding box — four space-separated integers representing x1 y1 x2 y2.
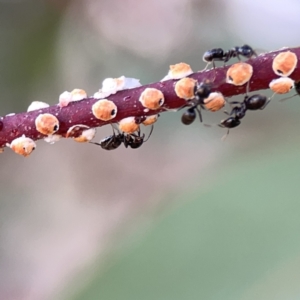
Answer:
8 135 36 157
226 62 253 86
92 99 118 121
174 78 197 100
272 51 297 77
269 77 294 94
139 88 165 110
35 113 60 135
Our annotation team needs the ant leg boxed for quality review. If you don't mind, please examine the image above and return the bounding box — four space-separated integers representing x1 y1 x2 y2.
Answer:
177 104 188 111
177 99 194 112
221 129 230 141
228 100 242 105
144 125 154 142
245 79 251 95
195 106 203 122
212 61 217 81
129 128 141 139
122 134 130 148
228 106 240 116
201 62 211 72
111 123 121 136
223 51 231 65
223 108 238 116
203 61 217 81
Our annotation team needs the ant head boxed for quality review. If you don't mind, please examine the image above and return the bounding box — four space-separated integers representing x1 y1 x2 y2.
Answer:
196 81 211 99
219 117 241 129
240 44 256 57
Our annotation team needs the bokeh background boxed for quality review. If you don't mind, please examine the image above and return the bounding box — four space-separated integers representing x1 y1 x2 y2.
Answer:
1 1 300 299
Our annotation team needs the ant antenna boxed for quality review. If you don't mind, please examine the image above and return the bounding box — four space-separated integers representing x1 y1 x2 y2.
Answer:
194 106 203 123
279 93 297 102
201 62 217 81
144 125 154 143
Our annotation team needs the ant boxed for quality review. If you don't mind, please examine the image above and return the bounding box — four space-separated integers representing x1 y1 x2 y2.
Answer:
219 93 269 139
203 44 257 70
280 81 300 102
90 126 153 150
229 94 270 117
181 80 212 124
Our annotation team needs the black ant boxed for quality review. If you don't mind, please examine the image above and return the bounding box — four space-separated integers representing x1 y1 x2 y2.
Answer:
90 126 153 150
203 44 257 70
181 80 212 124
280 81 300 102
229 94 270 117
219 94 269 139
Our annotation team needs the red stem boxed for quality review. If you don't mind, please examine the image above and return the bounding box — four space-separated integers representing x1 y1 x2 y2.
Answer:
1 47 300 148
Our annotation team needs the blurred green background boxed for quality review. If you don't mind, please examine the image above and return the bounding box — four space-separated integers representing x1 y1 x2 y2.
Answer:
0 1 300 300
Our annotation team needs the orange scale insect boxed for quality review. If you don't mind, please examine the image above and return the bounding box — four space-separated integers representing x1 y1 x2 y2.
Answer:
272 51 297 77
8 135 36 157
35 113 59 135
142 114 159 126
203 92 226 112
174 78 197 100
92 99 118 121
139 88 164 110
269 77 294 94
226 62 253 86
119 117 140 134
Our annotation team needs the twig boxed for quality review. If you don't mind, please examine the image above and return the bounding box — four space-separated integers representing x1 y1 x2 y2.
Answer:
0 46 300 149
